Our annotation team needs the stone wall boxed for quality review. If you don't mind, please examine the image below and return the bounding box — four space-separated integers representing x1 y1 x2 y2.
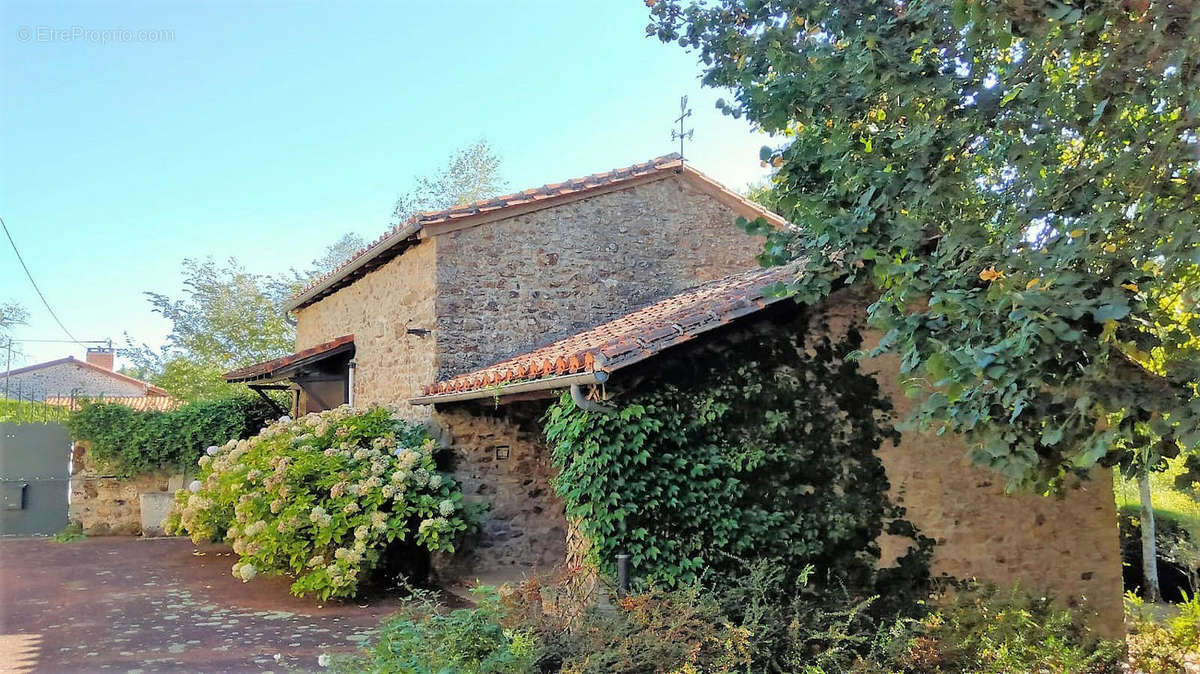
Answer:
813 291 1124 637
68 442 181 536
294 239 439 421
431 405 567 584
433 174 762 378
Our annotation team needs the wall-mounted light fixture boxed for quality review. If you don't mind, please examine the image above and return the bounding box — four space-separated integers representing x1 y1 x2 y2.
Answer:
494 445 510 461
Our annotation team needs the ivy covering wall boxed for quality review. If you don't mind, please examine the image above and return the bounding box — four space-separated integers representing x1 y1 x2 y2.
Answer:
543 308 932 601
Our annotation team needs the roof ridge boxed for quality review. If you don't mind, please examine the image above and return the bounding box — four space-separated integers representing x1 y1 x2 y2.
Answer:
2 355 169 395
288 153 685 306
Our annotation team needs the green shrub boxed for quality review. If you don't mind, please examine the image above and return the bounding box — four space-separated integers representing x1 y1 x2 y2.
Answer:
67 395 277 475
858 585 1124 673
1126 591 1200 672
169 405 476 599
337 574 1122 674
51 522 86 543
332 587 536 674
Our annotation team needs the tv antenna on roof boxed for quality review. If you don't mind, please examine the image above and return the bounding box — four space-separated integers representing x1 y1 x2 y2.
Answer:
671 95 694 168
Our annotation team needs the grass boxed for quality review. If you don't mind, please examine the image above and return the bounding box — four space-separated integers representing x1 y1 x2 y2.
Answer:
0 398 70 424
51 522 86 543
1115 455 1200 535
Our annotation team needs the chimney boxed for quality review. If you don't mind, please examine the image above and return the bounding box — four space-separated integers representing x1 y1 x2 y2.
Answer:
86 346 115 370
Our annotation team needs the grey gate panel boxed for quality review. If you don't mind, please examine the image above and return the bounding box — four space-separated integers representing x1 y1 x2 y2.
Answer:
0 422 70 536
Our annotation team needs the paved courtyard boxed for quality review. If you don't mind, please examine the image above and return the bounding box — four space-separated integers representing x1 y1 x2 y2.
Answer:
0 537 411 673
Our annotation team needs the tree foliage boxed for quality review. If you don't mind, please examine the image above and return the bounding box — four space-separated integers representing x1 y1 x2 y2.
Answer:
268 232 369 301
392 139 507 223
122 257 295 400
0 300 28 343
650 0 1200 489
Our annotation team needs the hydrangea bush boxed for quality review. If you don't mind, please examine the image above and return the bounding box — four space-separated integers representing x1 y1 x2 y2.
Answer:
167 405 474 599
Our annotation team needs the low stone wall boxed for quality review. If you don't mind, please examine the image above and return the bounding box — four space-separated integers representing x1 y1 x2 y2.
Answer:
68 442 183 536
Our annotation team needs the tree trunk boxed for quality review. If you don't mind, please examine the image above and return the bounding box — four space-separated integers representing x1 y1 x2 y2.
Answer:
1139 464 1162 603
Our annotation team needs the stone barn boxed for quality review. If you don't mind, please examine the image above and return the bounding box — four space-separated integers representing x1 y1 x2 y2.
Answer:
225 154 1123 635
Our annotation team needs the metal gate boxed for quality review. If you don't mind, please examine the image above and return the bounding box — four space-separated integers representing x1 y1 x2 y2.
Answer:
0 422 70 536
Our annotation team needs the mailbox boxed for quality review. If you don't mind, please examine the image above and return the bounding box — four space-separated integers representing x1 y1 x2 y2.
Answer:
1 482 27 510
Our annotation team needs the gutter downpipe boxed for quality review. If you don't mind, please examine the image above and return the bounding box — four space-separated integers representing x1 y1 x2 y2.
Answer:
347 359 357 409
570 370 616 415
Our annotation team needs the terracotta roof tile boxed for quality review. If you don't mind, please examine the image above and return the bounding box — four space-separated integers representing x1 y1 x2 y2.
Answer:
415 264 800 400
44 395 181 412
223 335 354 383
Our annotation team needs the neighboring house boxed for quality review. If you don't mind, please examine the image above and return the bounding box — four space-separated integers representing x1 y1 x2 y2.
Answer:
2 347 169 402
226 154 1123 634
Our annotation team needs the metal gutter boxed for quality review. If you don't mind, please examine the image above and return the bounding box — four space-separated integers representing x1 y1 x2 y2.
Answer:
409 371 604 405
283 222 421 312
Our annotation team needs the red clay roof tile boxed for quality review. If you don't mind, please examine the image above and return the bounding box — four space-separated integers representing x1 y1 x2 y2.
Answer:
415 264 800 400
223 335 354 383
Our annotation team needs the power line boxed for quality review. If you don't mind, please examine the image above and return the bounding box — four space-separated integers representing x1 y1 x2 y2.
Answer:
0 215 83 346
7 338 109 344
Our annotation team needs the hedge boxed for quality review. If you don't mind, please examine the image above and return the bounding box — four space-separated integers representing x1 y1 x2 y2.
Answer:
67 395 280 475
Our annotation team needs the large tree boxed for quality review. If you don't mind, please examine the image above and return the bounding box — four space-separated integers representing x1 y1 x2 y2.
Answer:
123 258 295 400
391 138 507 223
0 300 29 374
270 232 369 301
650 0 1199 595
0 300 28 345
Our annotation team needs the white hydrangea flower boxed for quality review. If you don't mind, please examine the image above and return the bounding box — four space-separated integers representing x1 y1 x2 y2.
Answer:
318 654 330 668
438 499 455 516
188 480 202 493
238 563 257 581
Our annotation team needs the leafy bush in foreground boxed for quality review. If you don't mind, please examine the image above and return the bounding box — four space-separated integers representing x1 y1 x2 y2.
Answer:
168 405 475 599
334 569 1124 673
332 587 537 674
859 585 1123 673
1126 591 1200 672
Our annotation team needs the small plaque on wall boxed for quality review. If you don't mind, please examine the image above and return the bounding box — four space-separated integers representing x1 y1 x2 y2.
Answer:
494 445 510 460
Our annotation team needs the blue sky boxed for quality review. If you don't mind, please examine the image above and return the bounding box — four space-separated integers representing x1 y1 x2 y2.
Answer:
1 1 772 369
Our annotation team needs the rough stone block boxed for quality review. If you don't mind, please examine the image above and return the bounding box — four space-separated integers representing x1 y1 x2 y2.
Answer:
139 491 175 537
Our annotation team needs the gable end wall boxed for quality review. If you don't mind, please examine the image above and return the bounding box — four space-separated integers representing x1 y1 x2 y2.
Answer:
1 362 149 401
433 174 764 378
294 239 439 420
